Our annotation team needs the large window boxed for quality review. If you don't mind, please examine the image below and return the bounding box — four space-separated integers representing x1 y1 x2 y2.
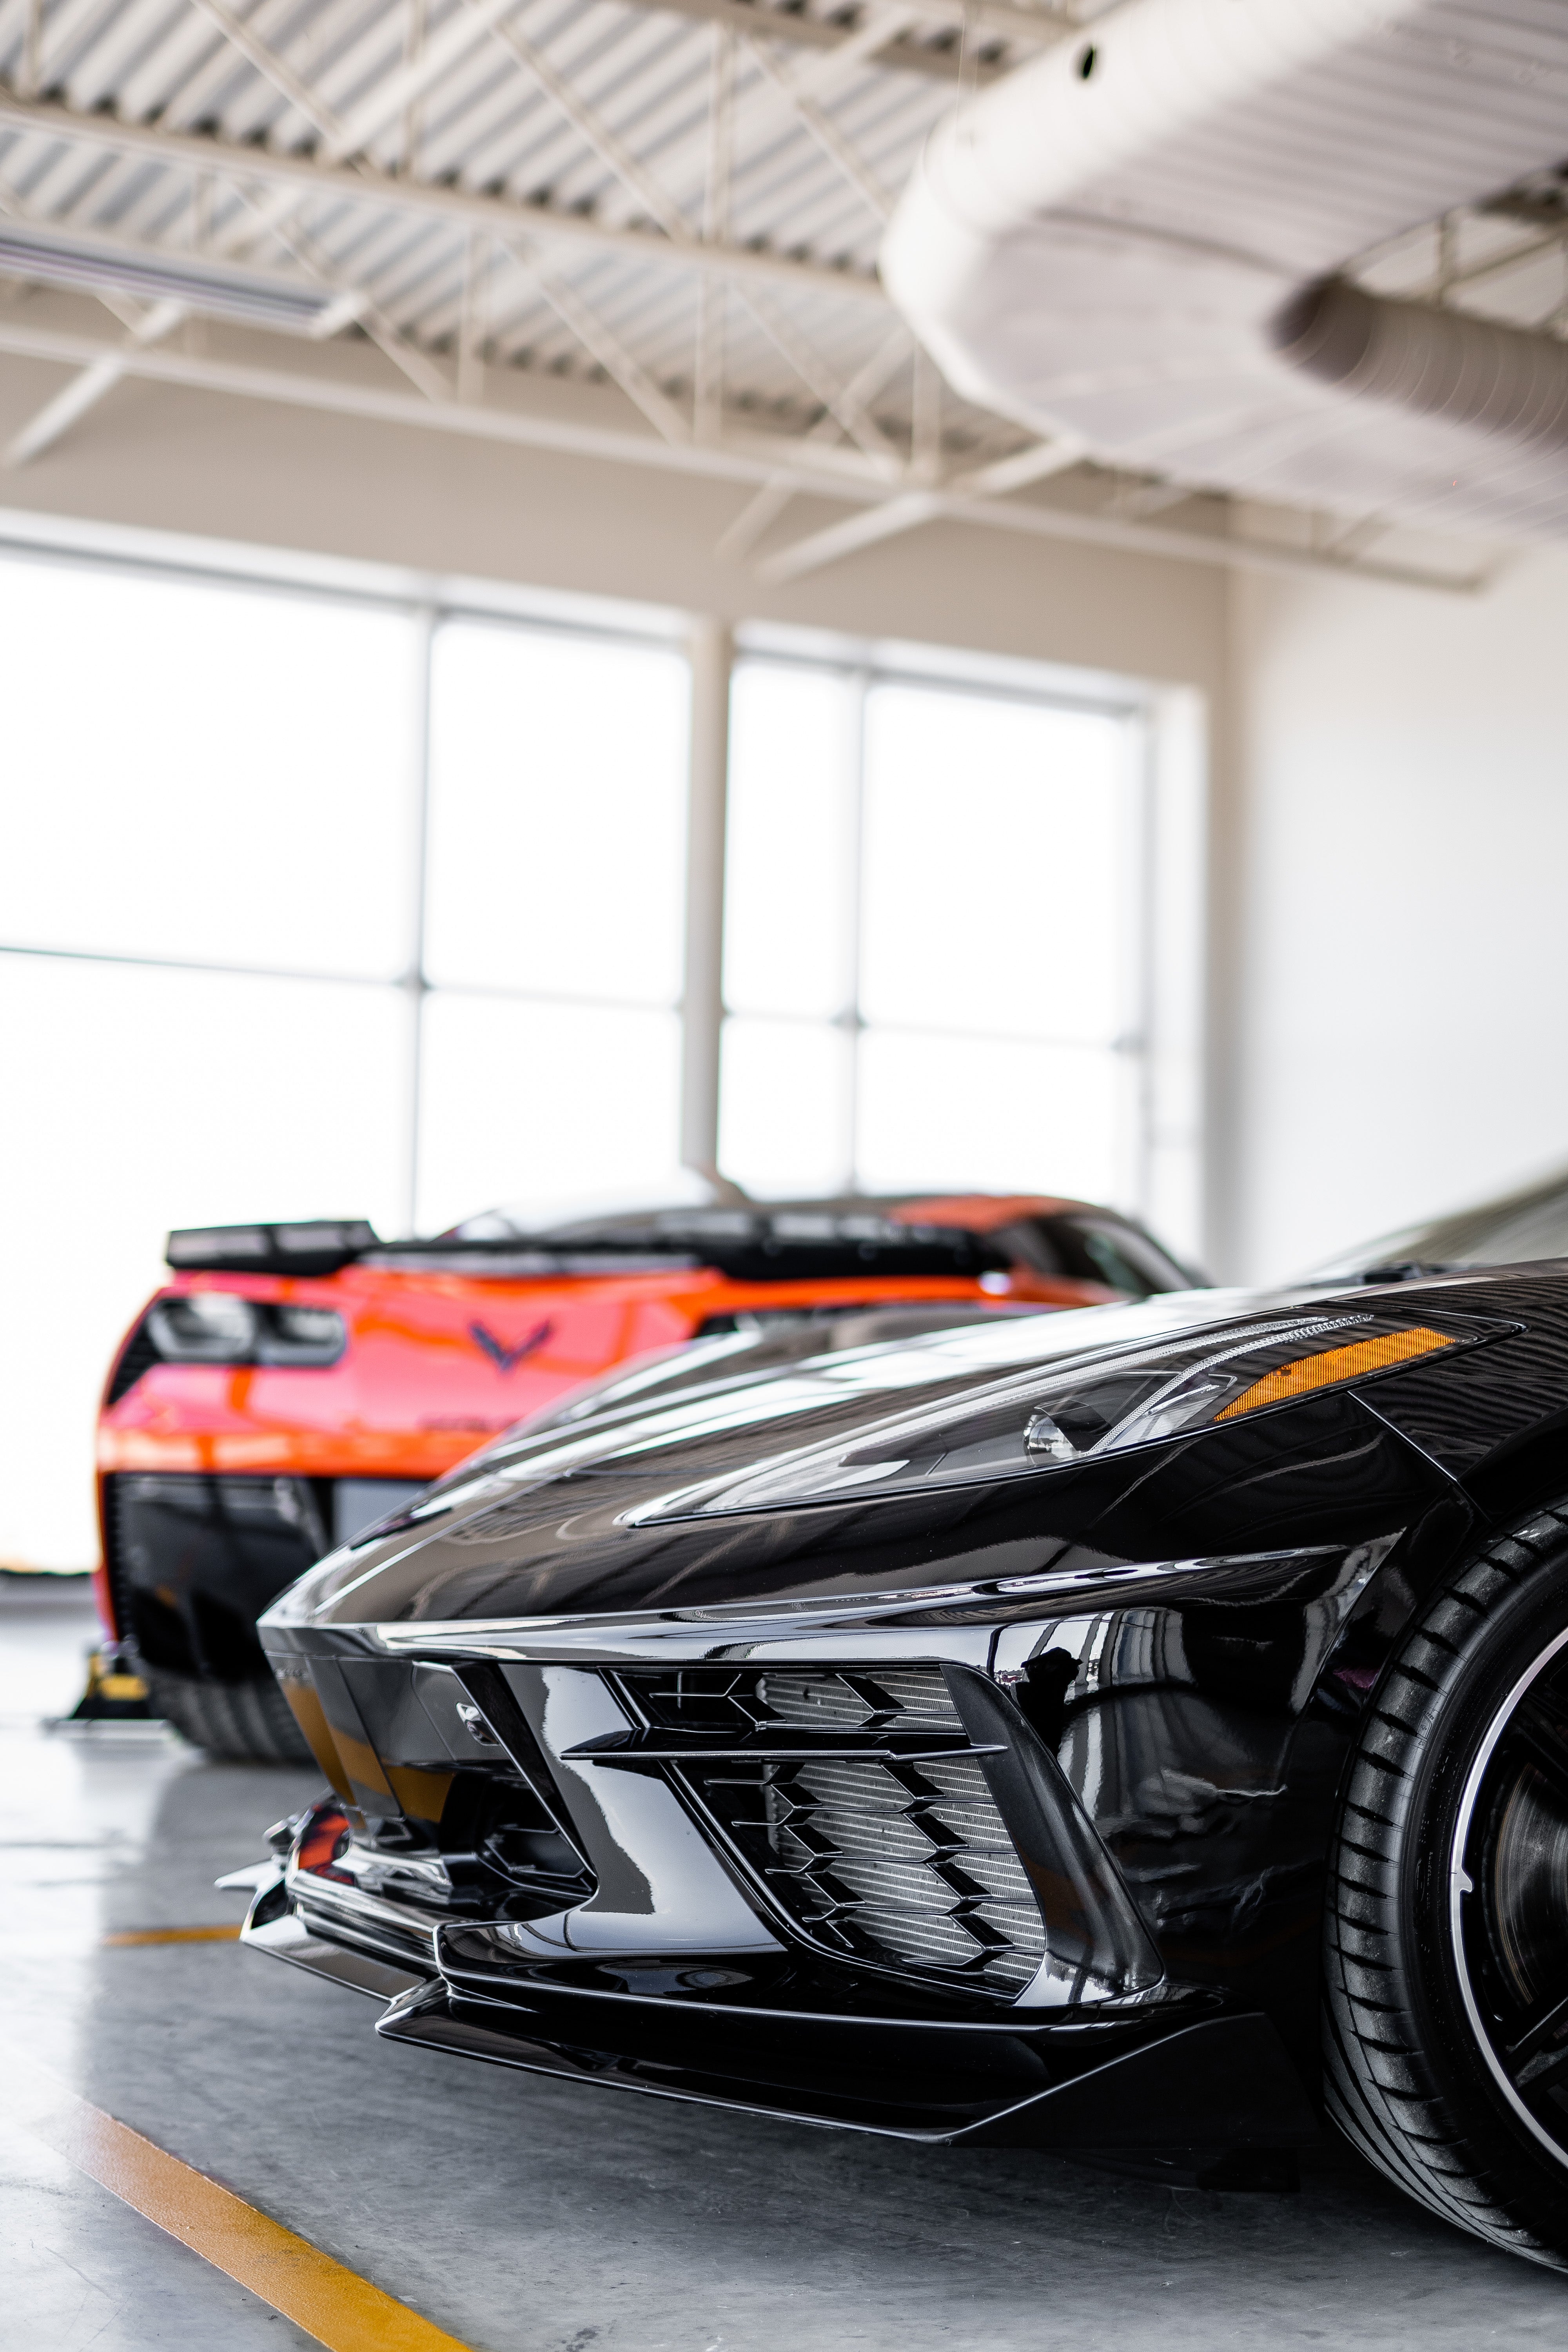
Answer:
0 549 691 1570
417 619 690 1232
720 658 1144 1204
0 528 1196 1568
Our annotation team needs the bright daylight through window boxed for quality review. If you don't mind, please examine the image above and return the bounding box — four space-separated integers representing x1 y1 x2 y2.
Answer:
722 659 1142 1202
0 537 1184 1568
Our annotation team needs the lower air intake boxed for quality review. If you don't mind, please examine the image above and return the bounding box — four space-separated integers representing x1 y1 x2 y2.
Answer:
624 1665 1047 1996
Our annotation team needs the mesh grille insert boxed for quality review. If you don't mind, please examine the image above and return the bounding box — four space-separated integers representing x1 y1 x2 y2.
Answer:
623 1665 1045 1996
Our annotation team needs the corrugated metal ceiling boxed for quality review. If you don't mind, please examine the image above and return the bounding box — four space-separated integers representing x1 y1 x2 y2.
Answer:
0 0 1553 589
0 0 1085 452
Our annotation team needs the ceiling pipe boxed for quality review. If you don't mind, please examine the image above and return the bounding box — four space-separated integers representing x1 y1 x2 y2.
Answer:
1274 279 1568 457
881 0 1568 541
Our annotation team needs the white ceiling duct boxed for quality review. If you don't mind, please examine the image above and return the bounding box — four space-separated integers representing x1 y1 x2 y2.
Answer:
880 0 1568 537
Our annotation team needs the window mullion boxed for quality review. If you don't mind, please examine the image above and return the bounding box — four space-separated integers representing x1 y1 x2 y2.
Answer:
680 618 734 1182
405 603 437 1239
844 666 870 1194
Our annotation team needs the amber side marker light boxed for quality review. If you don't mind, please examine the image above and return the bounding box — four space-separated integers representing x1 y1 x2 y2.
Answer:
1217 1326 1455 1421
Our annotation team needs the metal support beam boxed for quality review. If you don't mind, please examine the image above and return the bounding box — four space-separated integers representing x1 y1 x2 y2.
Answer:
0 0 523 464
0 312 884 487
629 5 910 231
186 0 343 150
740 36 895 221
758 433 1089 578
733 282 899 469
506 242 691 443
714 321 914 556
680 618 733 1178
0 315 1495 595
0 88 884 307
255 206 449 399
960 436 1088 497
457 229 486 405
910 342 940 475
583 0 1062 78
695 22 734 440
757 487 941 579
472 1 690 243
198 0 523 175
4 294 185 465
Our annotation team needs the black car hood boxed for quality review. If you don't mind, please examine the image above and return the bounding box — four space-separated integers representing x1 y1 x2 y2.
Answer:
261 1270 1568 1635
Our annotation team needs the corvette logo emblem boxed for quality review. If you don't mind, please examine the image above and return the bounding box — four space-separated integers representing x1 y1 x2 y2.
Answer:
468 1318 554 1374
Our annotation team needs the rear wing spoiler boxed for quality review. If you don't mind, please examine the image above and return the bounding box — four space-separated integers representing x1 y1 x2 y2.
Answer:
164 1214 1013 1284
165 1221 380 1276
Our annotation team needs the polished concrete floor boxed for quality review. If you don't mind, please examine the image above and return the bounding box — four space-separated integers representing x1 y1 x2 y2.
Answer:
5 1578 1568 2351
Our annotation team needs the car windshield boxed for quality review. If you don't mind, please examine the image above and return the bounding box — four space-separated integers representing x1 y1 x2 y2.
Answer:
448 1189 995 1247
1314 1167 1568 1278
445 1172 722 1242
999 1211 1202 1299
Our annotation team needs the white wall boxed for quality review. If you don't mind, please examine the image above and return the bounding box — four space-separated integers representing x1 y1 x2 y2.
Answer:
1226 546 1568 1284
0 334 1230 697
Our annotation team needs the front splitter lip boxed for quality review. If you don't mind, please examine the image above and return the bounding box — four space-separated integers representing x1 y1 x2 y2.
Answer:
376 1978 1317 2151
243 1893 1317 2150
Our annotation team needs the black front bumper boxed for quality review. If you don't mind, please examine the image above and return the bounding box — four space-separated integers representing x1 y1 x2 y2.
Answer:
237 1617 1325 2163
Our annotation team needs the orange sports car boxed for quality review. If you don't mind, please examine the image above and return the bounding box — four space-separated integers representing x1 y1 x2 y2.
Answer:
95 1189 1202 1758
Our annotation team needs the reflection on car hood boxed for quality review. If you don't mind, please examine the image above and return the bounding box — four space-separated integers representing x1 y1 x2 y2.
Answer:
402 1287 1250 1501
267 1285 1301 1624
261 1262 1568 1637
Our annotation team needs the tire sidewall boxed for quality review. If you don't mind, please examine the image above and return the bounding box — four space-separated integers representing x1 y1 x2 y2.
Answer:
143 1659 314 1762
1395 1537 1568 2219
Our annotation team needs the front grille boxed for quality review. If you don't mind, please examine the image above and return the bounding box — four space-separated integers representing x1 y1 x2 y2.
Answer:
623 1665 1046 1997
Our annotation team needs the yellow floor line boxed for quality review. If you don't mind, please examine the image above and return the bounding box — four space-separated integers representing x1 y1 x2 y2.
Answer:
8 2047 476 2352
103 1924 243 1946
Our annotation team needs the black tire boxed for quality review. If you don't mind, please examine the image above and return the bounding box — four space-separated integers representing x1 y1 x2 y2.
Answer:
1325 1502 1568 2269
145 1663 314 1762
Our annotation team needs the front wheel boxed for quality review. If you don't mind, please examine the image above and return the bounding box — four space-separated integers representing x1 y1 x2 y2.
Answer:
145 1662 313 1762
1325 1503 1568 2269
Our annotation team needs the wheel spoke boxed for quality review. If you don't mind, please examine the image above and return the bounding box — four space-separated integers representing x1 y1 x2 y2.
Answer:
1506 1985 1568 2071
1516 2036 1568 2093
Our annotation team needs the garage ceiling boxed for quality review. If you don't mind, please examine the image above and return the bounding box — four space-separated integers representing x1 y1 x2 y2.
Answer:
0 0 1556 589
882 0 1568 548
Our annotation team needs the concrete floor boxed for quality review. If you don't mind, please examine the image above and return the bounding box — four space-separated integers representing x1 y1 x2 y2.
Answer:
4 1581 1568 2351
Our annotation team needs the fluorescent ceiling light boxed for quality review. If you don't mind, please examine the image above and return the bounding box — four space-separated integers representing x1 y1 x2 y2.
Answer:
0 221 358 335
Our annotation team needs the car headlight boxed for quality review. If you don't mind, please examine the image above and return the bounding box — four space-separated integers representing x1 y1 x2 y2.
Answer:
634 1307 1505 1521
145 1293 347 1367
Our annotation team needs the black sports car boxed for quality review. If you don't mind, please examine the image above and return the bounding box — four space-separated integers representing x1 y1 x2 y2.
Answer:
236 1263 1568 2269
